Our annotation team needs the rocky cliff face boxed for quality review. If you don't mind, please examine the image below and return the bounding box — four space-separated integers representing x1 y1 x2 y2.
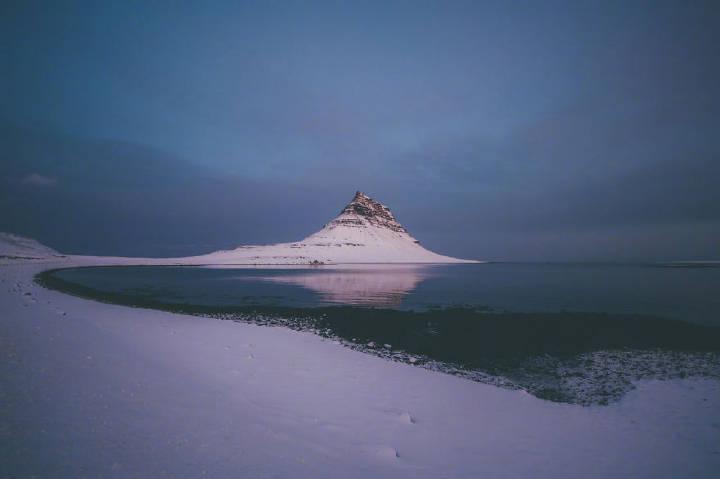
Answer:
302 191 421 248
330 191 408 234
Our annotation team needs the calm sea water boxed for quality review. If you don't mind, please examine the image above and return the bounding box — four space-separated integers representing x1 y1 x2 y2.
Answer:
42 263 720 404
51 263 720 325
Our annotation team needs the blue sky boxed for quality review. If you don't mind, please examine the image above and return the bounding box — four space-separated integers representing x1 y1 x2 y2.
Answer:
2 0 719 260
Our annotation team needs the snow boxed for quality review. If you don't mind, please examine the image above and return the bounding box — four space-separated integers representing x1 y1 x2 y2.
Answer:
1 198 718 477
186 192 479 264
2 259 720 478
0 192 478 266
0 232 65 261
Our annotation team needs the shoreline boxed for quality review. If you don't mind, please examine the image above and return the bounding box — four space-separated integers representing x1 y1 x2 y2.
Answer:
35 264 720 406
2 259 720 478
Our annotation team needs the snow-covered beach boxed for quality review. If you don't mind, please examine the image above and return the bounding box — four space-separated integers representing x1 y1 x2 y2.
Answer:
2 257 720 478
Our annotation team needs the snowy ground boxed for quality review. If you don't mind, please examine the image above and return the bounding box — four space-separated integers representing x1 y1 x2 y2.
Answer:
2 260 720 478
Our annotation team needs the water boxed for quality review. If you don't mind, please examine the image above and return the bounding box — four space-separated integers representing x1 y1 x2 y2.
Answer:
47 263 720 325
40 263 720 404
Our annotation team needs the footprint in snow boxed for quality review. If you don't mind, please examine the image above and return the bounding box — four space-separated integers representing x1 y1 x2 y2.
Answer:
375 446 400 460
399 411 416 425
378 408 417 425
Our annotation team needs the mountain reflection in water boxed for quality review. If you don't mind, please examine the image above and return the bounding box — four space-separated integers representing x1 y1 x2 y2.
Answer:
254 265 428 306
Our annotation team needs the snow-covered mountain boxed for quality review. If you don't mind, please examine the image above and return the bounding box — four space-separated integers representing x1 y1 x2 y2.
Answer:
196 191 477 264
1 193 477 265
0 232 64 260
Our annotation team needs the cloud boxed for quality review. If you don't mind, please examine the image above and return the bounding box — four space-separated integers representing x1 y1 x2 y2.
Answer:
20 173 57 187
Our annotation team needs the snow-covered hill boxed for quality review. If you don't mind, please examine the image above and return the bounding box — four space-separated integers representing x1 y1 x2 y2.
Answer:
0 233 64 261
1 192 477 265
194 191 477 264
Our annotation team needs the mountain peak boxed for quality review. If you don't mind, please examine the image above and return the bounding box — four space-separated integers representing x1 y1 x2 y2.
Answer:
338 191 407 233
352 190 370 201
204 190 477 264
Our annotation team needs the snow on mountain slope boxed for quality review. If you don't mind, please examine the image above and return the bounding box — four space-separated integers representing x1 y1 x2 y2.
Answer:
1 192 477 266
0 233 64 260
195 191 477 264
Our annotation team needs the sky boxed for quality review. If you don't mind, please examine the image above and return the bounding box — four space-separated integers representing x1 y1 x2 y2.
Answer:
1 0 719 260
